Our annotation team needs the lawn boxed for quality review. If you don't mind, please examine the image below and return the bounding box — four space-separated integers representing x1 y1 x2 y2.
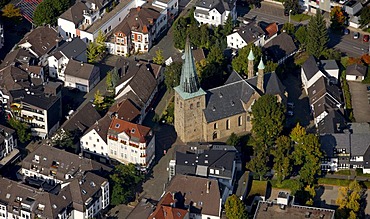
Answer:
270 179 297 190
317 178 351 187
249 180 268 196
334 169 351 176
291 14 311 22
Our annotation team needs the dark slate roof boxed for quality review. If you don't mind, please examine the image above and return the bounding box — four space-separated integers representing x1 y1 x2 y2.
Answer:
195 0 235 13
57 38 87 59
302 55 320 81
62 103 102 134
203 80 254 123
235 23 265 44
224 70 244 84
64 59 98 80
320 133 350 157
317 110 347 134
84 115 112 143
348 123 370 134
307 77 341 105
10 88 59 110
246 72 286 96
351 134 370 156
320 60 339 71
346 63 367 76
264 33 297 62
59 2 88 25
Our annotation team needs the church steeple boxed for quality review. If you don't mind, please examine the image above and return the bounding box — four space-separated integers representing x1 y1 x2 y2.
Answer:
179 37 201 93
248 49 255 79
257 58 265 93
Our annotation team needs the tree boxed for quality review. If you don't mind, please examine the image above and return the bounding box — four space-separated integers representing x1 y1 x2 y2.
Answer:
87 42 99 63
306 10 329 58
95 30 106 54
199 25 211 49
247 147 269 180
232 44 262 75
226 133 240 146
225 195 248 219
106 68 119 90
295 26 307 47
336 180 363 219
164 62 182 90
359 6 370 28
2 4 21 19
33 0 70 26
94 90 104 106
272 136 292 184
8 118 31 143
153 49 164 65
265 60 278 73
251 95 285 148
110 164 143 205
222 16 234 36
52 129 74 149
282 22 295 35
173 17 188 49
283 0 299 15
106 71 112 90
330 6 346 30
321 48 342 60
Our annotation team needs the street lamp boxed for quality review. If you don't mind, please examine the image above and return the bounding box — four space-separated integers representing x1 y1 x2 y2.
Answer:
288 9 292 24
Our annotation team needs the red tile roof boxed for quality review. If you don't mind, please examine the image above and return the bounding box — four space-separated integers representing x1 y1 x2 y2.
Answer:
148 192 189 219
108 99 140 122
265 22 278 37
109 118 151 143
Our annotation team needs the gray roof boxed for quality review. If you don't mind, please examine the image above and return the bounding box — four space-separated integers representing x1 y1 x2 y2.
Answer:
348 123 370 134
246 72 286 96
56 38 87 60
346 63 367 76
59 2 88 25
317 110 346 134
234 23 265 44
64 59 99 80
10 87 60 110
195 0 235 13
264 32 297 62
320 133 350 157
302 55 320 81
320 60 339 70
351 134 370 156
62 103 102 134
308 76 341 105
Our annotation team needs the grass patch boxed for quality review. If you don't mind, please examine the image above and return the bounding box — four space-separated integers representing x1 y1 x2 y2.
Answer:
341 70 355 121
317 178 351 187
291 13 311 22
362 68 370 84
334 170 351 176
249 180 268 196
270 179 297 190
294 51 310 66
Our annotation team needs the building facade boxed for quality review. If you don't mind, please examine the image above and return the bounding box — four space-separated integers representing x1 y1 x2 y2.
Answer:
193 0 237 26
0 125 17 161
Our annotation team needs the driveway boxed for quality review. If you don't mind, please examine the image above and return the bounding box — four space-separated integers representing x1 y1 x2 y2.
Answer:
348 82 370 122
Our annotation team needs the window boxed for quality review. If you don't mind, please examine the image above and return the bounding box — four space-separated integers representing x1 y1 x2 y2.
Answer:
238 116 242 126
212 16 214 20
86 142 88 145
210 169 214 174
214 123 218 129
215 170 220 175
190 104 193 109
97 139 99 142
247 116 250 122
213 132 217 140
226 119 230 130
197 102 200 107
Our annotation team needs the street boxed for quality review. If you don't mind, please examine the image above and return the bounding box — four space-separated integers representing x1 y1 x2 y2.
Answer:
244 2 370 57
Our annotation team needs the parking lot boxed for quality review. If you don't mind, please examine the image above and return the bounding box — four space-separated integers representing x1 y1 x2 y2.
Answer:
348 82 370 122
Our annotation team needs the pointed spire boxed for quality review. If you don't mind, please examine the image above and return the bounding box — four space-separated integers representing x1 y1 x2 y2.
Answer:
248 49 255 61
179 37 201 93
258 58 265 70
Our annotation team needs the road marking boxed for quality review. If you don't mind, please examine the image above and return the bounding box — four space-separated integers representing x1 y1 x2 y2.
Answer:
353 46 362 50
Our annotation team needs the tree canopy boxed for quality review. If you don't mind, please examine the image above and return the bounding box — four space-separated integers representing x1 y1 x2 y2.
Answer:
272 136 292 184
225 195 248 219
295 26 307 47
164 62 182 90
110 164 143 205
8 118 31 143
283 0 299 15
359 6 370 28
251 95 285 148
2 4 22 19
106 68 120 90
33 0 70 26
306 10 328 58
153 49 164 65
87 31 107 63
330 6 346 30
336 180 363 219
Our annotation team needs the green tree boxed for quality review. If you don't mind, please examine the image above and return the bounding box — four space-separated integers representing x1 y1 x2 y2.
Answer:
265 60 278 73
330 6 346 30
295 26 307 47
336 180 363 219
247 147 269 180
226 133 240 146
232 44 262 75
222 16 234 36
306 10 329 58
173 17 188 49
321 48 342 60
94 90 104 107
282 22 295 35
272 136 292 184
8 118 31 143
164 62 182 90
283 0 299 15
52 129 74 148
359 6 370 28
110 164 143 205
111 67 120 88
95 30 106 54
2 4 22 19
199 25 211 49
225 195 248 219
87 42 99 63
153 49 164 65
251 95 285 148
106 68 120 90
106 71 112 90
33 1 56 25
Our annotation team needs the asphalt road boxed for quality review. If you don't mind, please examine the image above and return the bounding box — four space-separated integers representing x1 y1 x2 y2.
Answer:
244 2 370 57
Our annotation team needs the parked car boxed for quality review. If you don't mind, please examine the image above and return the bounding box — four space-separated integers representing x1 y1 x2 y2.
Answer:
364 35 369 42
287 102 295 109
353 32 360 39
287 110 294 117
343 28 350 35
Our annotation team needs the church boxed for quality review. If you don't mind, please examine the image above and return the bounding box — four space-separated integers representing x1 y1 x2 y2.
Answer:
174 39 287 143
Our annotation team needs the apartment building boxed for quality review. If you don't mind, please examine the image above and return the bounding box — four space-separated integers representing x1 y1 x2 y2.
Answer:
58 0 146 43
0 125 17 161
194 0 237 26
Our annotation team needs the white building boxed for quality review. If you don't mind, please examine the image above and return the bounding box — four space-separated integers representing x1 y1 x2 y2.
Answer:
226 23 265 49
346 63 367 82
48 38 87 80
301 55 326 93
194 0 236 26
320 60 339 84
107 117 155 170
58 0 146 43
64 59 100 92
0 125 17 161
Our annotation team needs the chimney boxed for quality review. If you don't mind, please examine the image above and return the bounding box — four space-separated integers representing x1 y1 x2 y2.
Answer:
206 181 210 194
257 58 265 93
137 6 141 12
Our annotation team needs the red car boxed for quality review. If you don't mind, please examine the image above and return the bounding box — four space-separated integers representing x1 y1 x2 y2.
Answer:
364 35 369 42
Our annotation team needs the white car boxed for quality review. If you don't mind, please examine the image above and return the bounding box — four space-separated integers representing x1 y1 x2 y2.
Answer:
287 110 294 117
353 32 359 39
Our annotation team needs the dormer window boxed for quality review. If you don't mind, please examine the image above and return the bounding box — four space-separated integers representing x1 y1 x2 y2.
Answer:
131 128 135 133
115 123 120 128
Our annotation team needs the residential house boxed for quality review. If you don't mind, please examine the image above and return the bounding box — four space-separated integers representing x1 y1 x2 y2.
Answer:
20 144 111 185
106 118 155 170
320 60 340 84
307 76 342 126
301 55 326 93
0 172 109 219
346 63 367 81
264 32 297 65
151 0 179 27
320 123 370 172
64 59 100 92
80 114 112 159
58 0 146 43
0 125 17 163
48 38 87 79
165 175 222 219
169 144 240 203
9 82 62 138
303 0 331 13
226 22 266 49
193 0 237 26
263 22 278 40
106 7 161 56
254 192 335 219
108 98 141 123
18 26 61 66
61 102 102 135
148 192 189 219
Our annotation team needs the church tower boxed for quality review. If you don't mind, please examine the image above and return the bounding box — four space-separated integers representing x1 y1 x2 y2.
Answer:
248 50 255 79
257 58 265 93
174 38 206 143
